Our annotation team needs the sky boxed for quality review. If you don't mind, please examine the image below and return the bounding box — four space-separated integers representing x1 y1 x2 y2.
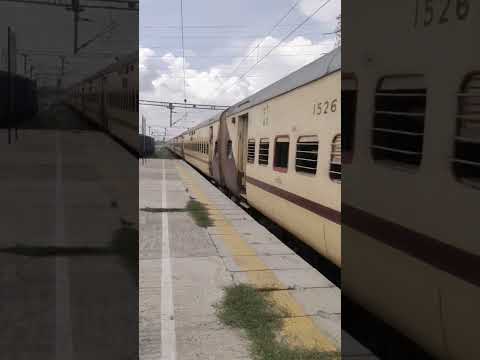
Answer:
0 1 137 89
139 0 340 139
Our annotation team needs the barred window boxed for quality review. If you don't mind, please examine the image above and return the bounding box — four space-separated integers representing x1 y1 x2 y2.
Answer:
373 75 426 167
296 136 318 175
247 139 255 163
330 135 341 182
274 136 290 171
259 138 269 165
454 73 480 187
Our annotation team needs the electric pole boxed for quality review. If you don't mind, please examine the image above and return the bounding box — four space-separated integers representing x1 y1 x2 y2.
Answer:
72 0 81 54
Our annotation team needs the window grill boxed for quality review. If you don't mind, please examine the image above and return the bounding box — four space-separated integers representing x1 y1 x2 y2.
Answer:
330 135 341 181
295 136 318 174
342 75 357 163
259 139 269 165
274 136 290 171
454 73 480 186
372 75 426 167
247 139 255 163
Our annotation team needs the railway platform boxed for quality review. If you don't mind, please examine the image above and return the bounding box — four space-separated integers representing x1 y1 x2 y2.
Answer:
140 157 377 359
0 123 138 359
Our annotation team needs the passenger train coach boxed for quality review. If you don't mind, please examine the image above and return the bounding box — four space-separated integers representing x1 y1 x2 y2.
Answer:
169 48 341 267
343 1 479 359
65 52 152 156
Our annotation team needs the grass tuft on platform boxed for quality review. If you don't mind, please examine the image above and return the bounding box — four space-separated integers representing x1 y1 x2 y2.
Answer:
186 199 213 228
216 284 340 360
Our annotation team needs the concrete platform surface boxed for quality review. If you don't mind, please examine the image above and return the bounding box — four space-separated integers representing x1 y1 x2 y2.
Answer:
140 158 377 359
0 125 138 360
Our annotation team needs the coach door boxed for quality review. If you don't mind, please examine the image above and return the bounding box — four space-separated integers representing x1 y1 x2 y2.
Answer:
209 125 214 174
238 114 248 193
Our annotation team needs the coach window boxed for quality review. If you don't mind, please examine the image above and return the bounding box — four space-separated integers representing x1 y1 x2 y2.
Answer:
372 75 426 168
342 74 357 163
274 136 290 172
330 134 341 182
247 139 255 163
296 136 318 175
227 140 233 159
454 72 480 187
259 138 269 165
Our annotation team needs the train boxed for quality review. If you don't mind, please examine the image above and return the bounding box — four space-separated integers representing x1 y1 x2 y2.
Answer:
168 47 341 267
65 52 151 156
0 70 38 128
139 133 155 157
343 1 479 359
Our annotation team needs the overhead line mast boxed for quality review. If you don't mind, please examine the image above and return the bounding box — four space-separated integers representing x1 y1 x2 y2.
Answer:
139 100 229 127
179 0 188 124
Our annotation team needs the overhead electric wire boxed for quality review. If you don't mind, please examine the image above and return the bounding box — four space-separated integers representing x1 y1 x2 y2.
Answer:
220 0 333 95
208 0 301 98
210 0 299 85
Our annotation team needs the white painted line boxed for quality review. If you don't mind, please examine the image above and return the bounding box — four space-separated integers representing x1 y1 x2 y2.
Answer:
55 131 73 360
161 159 177 360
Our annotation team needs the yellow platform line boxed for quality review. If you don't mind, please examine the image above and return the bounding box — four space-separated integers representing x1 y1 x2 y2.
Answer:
175 161 337 352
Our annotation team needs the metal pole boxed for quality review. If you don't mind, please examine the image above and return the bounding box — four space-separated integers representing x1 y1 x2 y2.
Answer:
7 27 11 144
73 0 79 54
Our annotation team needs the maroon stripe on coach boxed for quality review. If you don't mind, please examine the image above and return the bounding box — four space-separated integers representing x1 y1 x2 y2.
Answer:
246 176 341 224
342 203 480 287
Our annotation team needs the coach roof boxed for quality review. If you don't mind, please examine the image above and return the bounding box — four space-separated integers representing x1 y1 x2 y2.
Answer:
226 46 340 116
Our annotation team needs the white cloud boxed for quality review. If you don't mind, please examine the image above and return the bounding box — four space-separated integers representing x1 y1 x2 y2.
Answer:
139 34 335 134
